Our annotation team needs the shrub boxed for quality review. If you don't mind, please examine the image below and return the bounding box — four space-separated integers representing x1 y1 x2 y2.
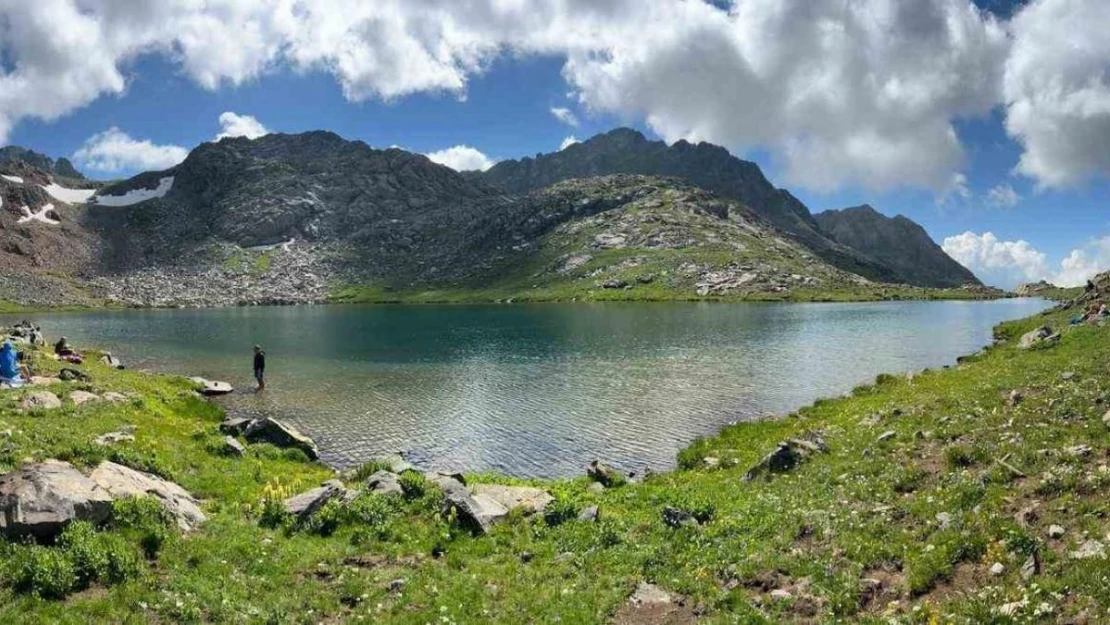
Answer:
109 497 175 559
6 546 76 599
344 493 398 531
60 522 140 586
399 471 427 499
891 467 928 493
349 459 393 482
259 497 290 529
543 497 579 527
300 500 343 537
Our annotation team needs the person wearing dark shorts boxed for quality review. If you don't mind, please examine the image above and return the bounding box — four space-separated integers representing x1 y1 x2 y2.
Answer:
253 345 266 391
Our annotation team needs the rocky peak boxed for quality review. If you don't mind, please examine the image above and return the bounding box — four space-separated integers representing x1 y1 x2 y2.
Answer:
814 205 981 288
0 146 86 180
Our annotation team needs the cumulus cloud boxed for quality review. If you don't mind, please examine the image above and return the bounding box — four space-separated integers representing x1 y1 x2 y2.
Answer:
215 112 269 141
943 231 1110 288
425 145 495 171
4 0 1109 192
1004 0 1110 188
73 128 189 173
550 107 579 127
558 136 580 151
985 183 1021 208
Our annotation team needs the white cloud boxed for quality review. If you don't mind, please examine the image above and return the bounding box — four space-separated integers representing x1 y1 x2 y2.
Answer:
216 112 269 141
550 107 579 127
985 183 1020 208
73 128 189 173
425 145 495 171
1004 0 1110 188
558 136 579 151
943 231 1110 288
1055 237 1110 287
4 0 1109 194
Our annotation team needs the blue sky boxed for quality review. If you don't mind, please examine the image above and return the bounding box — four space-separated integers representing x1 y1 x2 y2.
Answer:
2 0 1108 288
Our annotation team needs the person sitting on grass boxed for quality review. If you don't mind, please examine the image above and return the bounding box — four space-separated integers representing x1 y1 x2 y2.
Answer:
0 341 25 387
53 336 83 364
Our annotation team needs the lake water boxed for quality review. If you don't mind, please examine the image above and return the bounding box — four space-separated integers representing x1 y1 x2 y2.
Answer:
7 299 1049 477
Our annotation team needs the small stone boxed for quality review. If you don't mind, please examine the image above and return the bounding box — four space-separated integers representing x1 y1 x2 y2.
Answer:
703 457 720 468
989 562 1005 576
1021 554 1040 580
1066 445 1092 457
629 582 672 605
366 470 403 496
1048 524 1066 539
520 552 534 563
69 390 100 405
586 482 605 494
662 505 698 529
877 430 896 442
1103 409 1110 427
1071 539 1106 560
94 427 136 446
102 391 128 402
577 505 599 523
1008 390 1023 406
387 579 405 593
935 512 952 529
1061 371 1076 381
769 589 792 600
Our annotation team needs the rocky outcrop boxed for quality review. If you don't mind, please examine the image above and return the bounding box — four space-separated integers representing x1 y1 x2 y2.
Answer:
0 146 87 180
431 474 552 534
89 461 206 531
0 460 113 539
243 418 320 460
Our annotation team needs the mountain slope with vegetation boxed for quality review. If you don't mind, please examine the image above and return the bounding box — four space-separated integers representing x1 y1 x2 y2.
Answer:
0 276 1103 623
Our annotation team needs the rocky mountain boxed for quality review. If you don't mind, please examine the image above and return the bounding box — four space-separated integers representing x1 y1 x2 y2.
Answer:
1 130 990 308
813 205 979 288
483 129 978 288
0 146 85 180
482 129 906 283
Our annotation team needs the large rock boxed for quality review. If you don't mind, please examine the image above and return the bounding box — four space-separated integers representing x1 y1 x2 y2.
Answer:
283 480 347 520
366 470 403 496
0 460 113 539
21 391 62 411
1019 326 1059 349
743 434 828 481
69 390 101 405
437 480 553 534
90 461 206 531
244 418 319 460
219 417 254 435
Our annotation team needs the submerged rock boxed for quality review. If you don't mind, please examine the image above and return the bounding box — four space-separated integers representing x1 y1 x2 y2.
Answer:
0 460 113 539
90 461 206 531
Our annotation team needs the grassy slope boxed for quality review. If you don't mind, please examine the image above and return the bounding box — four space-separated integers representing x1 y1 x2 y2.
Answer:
1 304 1105 623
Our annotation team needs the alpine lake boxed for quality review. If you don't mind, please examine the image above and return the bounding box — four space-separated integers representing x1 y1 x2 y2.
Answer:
7 298 1051 478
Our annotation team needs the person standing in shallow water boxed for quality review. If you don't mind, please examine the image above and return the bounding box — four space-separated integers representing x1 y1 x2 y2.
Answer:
253 345 266 391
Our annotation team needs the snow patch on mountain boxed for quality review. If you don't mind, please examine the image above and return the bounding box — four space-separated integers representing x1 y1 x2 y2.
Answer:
2 174 24 184
93 176 174 206
41 182 96 204
17 204 60 225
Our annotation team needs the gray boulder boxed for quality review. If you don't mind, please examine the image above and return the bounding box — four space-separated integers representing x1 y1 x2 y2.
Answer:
586 460 624 487
743 434 828 481
70 390 101 406
366 470 403 496
1019 326 1059 349
90 461 206 532
283 480 347 520
0 460 113 539
21 391 62 411
100 354 124 369
243 418 319 460
223 436 246 457
437 480 553 534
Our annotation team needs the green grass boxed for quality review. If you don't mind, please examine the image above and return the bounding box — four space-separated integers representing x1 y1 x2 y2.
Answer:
2 304 1107 623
